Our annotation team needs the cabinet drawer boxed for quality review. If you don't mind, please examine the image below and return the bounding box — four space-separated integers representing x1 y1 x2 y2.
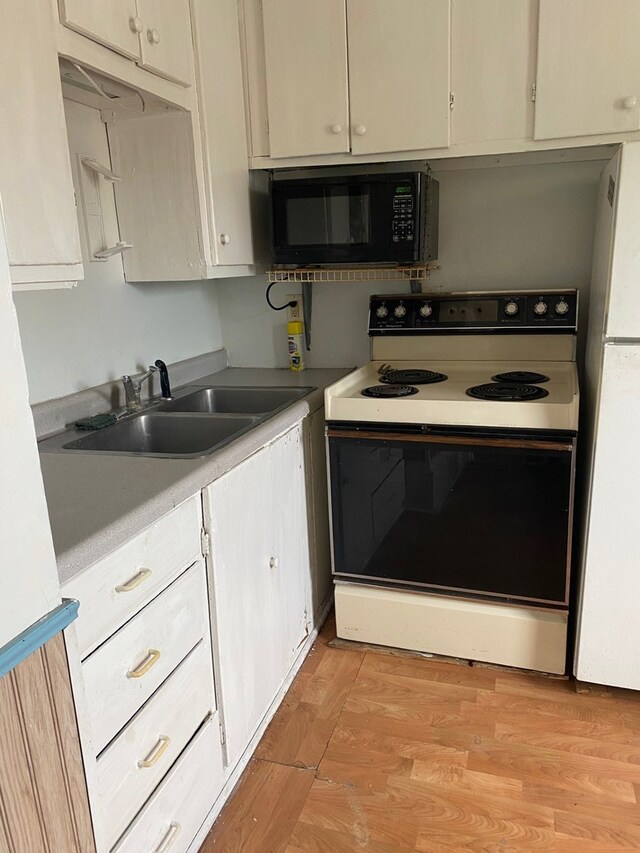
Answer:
113 715 224 853
83 560 208 753
64 495 201 659
98 640 215 849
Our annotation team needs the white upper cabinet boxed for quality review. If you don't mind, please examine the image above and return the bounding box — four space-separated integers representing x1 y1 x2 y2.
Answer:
347 0 450 155
262 0 350 158
451 0 535 145
257 0 450 159
534 0 640 141
2 0 82 288
136 0 194 87
58 0 194 87
191 0 256 266
59 0 141 60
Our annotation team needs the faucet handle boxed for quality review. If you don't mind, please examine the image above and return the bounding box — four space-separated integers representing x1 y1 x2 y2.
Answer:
154 359 172 400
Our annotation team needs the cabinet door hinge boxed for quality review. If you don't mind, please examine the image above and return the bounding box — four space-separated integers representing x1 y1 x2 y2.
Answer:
449 91 455 111
531 82 537 102
219 721 226 746
201 528 210 558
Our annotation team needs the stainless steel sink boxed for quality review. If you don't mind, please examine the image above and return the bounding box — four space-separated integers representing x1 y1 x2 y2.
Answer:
54 413 260 458
158 386 313 415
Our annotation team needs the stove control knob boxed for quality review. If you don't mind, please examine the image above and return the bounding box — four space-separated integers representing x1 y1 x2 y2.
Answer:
534 300 548 316
504 301 519 317
419 302 433 318
394 303 407 318
375 304 388 319
555 299 570 316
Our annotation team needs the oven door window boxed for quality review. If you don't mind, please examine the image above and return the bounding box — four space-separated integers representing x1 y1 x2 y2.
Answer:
328 433 574 606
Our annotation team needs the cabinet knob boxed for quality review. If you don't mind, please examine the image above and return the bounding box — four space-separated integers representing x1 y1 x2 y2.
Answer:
623 96 638 110
220 233 231 245
269 556 279 569
129 16 143 33
147 28 161 44
330 123 342 134
354 124 367 136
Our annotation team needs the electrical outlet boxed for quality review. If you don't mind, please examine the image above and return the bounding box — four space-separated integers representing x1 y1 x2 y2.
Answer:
287 295 302 323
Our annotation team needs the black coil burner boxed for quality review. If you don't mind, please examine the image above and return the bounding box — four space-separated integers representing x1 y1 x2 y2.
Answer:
362 384 419 399
466 383 549 401
492 371 550 384
380 369 448 385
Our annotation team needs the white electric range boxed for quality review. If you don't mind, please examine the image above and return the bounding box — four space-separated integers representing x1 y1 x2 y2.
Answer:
325 290 579 674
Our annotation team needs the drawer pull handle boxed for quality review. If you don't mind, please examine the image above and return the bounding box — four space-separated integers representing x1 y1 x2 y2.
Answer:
127 648 161 678
138 734 170 769
115 568 152 593
155 821 181 853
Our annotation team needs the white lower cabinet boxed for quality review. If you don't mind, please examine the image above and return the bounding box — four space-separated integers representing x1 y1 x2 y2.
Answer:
113 716 224 853
204 422 312 769
97 640 215 849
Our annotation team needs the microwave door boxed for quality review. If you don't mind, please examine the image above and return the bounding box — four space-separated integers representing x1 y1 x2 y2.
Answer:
273 184 373 264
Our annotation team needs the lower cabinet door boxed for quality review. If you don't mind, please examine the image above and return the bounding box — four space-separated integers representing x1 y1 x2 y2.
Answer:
205 443 276 769
205 424 312 771
97 640 215 849
112 715 224 853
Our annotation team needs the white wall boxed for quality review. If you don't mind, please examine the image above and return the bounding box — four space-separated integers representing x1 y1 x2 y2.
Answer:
13 99 224 404
216 158 603 369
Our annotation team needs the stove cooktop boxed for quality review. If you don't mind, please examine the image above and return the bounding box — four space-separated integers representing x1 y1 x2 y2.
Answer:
325 360 580 432
379 368 448 385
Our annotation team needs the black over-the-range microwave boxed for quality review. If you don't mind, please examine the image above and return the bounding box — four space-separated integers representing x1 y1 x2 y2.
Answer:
270 171 439 266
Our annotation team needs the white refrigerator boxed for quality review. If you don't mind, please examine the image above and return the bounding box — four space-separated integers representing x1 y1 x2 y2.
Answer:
575 141 640 689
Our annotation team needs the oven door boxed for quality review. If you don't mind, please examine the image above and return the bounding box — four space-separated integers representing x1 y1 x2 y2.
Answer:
327 426 576 607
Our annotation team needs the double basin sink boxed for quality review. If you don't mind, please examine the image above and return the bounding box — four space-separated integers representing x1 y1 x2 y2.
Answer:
39 386 314 459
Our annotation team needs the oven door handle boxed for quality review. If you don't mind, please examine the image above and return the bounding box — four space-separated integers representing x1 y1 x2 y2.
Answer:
326 428 574 452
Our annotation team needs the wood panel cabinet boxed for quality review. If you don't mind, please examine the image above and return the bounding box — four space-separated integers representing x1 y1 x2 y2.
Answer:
2 0 82 289
262 0 349 158
451 0 535 145
347 0 450 155
255 0 450 160
58 0 194 86
59 0 141 59
204 423 311 769
534 0 640 141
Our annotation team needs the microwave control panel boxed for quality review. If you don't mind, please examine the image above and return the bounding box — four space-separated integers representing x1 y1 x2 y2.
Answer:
369 291 578 334
391 183 415 244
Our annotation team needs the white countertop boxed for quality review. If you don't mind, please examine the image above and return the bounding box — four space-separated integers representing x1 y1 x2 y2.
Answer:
40 367 350 585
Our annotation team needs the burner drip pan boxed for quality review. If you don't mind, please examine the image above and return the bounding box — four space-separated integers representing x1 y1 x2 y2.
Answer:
362 384 419 399
466 383 549 402
492 371 550 384
380 369 448 385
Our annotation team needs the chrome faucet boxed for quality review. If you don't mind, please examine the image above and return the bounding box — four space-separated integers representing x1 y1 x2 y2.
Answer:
121 365 158 411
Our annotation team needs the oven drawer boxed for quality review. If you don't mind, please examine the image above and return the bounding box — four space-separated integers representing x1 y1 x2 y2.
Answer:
82 560 208 753
113 715 224 853
97 639 215 850
64 496 202 659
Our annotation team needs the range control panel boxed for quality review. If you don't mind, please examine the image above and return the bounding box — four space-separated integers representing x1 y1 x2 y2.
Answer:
369 291 578 335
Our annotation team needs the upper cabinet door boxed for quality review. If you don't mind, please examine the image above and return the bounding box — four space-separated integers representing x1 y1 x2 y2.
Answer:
2 0 82 286
136 0 194 86
262 0 350 158
451 0 535 145
59 0 141 59
347 0 450 155
535 0 640 140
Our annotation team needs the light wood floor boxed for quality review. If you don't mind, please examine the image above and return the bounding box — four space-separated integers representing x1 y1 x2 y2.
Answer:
201 614 640 852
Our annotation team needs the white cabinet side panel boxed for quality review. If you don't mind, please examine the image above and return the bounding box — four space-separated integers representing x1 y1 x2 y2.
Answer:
606 142 640 339
576 344 640 690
